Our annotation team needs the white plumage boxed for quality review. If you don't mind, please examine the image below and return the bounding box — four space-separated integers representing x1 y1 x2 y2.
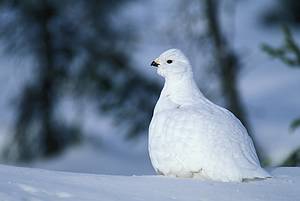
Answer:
148 49 271 182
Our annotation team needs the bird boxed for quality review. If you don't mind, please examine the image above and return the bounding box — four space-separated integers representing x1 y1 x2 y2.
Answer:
148 49 271 182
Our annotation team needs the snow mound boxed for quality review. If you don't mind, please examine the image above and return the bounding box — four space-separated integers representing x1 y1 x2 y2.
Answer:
0 165 299 201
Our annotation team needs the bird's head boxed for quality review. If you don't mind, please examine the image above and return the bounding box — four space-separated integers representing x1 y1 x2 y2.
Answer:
151 49 192 78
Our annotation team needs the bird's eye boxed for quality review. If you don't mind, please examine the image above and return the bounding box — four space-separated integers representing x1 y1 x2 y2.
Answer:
167 60 173 64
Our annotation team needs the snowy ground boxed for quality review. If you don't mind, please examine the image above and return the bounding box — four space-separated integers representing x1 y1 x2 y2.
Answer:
0 165 299 201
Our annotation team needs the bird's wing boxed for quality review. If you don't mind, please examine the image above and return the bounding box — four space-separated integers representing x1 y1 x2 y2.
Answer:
217 107 261 167
160 105 261 173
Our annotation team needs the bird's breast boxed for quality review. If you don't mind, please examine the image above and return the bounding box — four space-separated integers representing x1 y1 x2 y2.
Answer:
148 110 206 175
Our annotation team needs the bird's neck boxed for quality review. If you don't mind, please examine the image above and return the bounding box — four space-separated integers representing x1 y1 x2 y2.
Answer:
161 73 204 105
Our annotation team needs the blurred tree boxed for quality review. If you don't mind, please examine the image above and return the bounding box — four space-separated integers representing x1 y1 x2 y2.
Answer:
262 0 300 26
0 0 159 161
203 0 250 130
260 0 300 166
282 147 300 166
262 25 300 166
262 25 300 68
262 25 300 133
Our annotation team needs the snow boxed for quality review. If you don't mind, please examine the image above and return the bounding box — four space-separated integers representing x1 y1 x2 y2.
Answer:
0 165 299 201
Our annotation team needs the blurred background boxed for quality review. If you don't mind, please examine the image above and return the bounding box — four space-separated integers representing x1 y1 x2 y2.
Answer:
0 0 299 175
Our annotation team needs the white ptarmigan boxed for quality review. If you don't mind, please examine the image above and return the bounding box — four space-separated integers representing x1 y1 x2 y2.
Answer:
148 49 271 182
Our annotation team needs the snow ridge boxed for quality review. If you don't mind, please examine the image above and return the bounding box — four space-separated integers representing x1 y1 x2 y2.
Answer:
0 165 299 201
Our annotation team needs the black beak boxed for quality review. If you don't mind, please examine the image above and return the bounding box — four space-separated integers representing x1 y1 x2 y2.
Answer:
151 61 159 67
